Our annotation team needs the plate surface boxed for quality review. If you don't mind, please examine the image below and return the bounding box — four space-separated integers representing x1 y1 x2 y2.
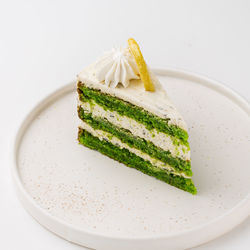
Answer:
12 69 250 250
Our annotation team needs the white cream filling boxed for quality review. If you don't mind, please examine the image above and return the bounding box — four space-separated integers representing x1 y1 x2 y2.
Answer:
79 121 190 179
94 47 139 88
79 101 190 161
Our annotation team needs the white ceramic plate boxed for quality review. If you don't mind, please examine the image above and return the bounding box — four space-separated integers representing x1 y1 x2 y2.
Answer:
12 69 250 250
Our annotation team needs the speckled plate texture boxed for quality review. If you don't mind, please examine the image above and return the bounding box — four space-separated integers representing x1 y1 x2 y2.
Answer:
12 69 250 250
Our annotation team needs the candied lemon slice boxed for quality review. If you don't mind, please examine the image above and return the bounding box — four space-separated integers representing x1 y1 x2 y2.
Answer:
128 38 155 92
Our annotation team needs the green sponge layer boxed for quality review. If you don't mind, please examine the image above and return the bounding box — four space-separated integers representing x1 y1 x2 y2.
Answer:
78 106 192 176
78 83 189 145
78 128 197 194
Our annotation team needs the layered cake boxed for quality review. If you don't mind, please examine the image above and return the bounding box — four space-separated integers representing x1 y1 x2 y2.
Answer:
77 38 196 194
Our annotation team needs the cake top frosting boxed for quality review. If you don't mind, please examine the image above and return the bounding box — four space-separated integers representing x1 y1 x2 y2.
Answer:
78 65 187 130
77 38 187 130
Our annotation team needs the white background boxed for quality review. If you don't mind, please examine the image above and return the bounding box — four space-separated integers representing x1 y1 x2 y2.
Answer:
0 0 249 249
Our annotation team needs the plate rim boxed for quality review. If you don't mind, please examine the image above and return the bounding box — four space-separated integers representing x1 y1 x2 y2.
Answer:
11 68 250 249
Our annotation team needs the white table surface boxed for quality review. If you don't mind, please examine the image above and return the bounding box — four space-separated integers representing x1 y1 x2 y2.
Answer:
0 0 249 249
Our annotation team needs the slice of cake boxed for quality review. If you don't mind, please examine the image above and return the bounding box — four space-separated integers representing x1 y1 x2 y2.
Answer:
77 38 196 194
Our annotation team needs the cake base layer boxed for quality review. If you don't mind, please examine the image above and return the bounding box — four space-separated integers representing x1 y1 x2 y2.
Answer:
78 128 197 194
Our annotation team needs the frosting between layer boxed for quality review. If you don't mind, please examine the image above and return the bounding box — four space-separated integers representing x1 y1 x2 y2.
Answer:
79 101 190 161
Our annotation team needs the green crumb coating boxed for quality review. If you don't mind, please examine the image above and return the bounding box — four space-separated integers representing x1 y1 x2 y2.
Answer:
78 106 192 176
78 128 197 194
77 83 189 145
